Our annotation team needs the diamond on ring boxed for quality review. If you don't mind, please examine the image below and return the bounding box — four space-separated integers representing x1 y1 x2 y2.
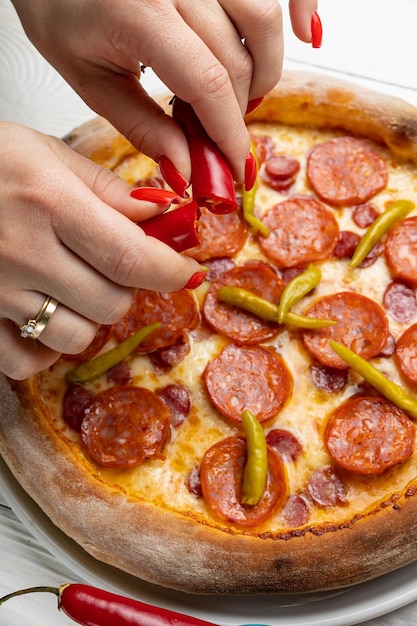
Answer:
19 296 59 340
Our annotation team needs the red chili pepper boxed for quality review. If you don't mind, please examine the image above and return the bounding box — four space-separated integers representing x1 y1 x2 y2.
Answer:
172 97 238 215
139 200 200 252
130 187 182 205
0 583 216 626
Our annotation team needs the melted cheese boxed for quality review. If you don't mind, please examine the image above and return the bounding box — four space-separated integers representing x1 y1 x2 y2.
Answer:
38 122 417 534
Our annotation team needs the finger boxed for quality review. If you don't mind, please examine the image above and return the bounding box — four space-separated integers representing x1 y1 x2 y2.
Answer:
50 135 175 222
42 160 202 292
220 0 283 99
0 319 61 381
288 0 319 42
69 19 251 181
7 291 102 355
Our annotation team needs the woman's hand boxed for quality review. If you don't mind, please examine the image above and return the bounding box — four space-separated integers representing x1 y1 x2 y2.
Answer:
0 122 201 380
11 0 318 183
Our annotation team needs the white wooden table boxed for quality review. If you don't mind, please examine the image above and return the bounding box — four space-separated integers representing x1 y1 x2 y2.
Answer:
1 0 417 624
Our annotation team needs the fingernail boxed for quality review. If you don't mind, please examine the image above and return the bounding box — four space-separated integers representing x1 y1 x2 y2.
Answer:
159 155 190 198
244 152 257 191
184 271 207 290
246 97 264 115
130 187 181 205
311 11 323 48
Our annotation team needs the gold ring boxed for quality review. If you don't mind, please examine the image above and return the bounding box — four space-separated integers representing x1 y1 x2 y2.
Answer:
19 296 59 340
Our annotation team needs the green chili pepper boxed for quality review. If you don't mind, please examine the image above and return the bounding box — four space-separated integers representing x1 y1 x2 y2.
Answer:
217 286 335 329
329 340 417 420
242 141 270 237
241 409 268 506
350 199 415 268
277 264 322 323
66 322 162 384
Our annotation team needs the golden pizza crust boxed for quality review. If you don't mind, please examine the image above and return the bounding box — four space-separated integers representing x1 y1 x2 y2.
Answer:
2 71 417 594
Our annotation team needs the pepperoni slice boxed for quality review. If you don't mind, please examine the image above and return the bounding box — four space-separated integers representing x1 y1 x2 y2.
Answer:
266 429 302 462
62 325 113 362
157 383 191 427
200 436 288 528
63 384 94 432
310 362 348 393
81 385 171 468
333 231 360 259
261 155 300 191
386 216 417 287
383 280 417 323
185 206 248 262
302 292 389 369
325 396 415 474
307 466 347 507
203 261 284 345
106 360 132 385
149 337 190 372
395 323 417 386
259 198 339 268
307 136 387 206
250 134 275 164
203 343 292 423
352 203 380 228
113 289 199 352
281 494 309 527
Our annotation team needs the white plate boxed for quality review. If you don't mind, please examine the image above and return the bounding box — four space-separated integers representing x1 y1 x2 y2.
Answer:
1 457 417 626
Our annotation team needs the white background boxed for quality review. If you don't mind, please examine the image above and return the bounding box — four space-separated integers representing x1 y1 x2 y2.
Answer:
1 0 417 624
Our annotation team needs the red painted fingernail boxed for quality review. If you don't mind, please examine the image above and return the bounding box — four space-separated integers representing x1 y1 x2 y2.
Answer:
244 152 257 191
130 187 181 205
184 271 207 290
311 11 323 48
159 155 190 198
246 97 264 115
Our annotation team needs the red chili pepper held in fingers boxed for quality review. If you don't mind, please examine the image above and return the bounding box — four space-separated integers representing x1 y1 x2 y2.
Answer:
140 200 201 252
172 97 238 215
0 584 217 626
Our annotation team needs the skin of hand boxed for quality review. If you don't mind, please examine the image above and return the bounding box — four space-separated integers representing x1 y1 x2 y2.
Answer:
0 122 201 380
11 0 318 183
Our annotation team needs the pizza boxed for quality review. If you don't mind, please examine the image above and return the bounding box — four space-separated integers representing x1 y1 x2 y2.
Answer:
2 71 417 596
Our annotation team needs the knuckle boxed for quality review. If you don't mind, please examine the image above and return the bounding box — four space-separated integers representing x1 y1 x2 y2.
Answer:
63 322 99 355
110 239 146 287
200 63 230 98
98 289 135 325
251 0 282 32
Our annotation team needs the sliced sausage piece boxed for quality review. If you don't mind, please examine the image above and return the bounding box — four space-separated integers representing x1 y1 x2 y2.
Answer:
302 292 389 369
203 261 284 345
113 289 199 352
386 216 417 287
307 136 387 206
200 436 288 528
395 323 417 387
325 396 415 474
81 385 171 468
203 343 292 423
259 197 339 268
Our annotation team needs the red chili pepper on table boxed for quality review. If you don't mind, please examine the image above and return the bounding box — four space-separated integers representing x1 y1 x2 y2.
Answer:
172 97 238 215
0 583 216 626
